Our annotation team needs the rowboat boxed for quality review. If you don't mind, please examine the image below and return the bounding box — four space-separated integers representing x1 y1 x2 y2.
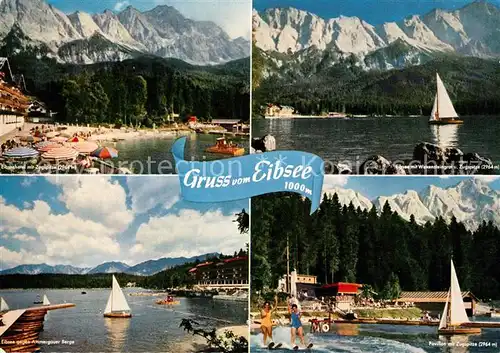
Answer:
205 137 245 156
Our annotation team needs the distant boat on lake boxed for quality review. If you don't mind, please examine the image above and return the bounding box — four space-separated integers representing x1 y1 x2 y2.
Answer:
438 260 480 335
429 73 463 125
104 275 132 318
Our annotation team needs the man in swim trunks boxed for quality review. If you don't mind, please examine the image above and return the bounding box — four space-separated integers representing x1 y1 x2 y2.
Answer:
289 304 306 347
260 295 278 346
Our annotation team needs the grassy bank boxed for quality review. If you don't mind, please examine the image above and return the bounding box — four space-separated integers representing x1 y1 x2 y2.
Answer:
354 307 422 319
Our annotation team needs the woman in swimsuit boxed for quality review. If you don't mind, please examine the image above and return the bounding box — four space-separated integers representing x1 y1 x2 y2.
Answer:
289 304 306 347
260 296 278 346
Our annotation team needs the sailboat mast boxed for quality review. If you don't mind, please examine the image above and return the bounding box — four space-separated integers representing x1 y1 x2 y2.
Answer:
436 73 439 120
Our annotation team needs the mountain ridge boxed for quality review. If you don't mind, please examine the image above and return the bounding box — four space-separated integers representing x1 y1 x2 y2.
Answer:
253 1 500 71
323 179 500 231
0 0 249 65
0 253 220 276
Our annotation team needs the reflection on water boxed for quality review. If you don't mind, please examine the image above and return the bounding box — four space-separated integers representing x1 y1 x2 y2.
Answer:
439 334 472 353
104 318 130 352
431 125 460 148
253 116 500 172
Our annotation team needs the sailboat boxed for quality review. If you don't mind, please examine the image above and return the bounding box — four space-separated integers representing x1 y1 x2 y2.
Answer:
104 275 132 318
42 294 50 306
438 260 481 335
429 73 463 125
0 297 9 312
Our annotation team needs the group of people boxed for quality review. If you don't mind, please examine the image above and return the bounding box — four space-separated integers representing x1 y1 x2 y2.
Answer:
260 294 307 348
0 139 20 154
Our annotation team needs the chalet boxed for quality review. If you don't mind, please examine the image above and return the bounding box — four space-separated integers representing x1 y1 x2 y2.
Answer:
188 256 248 290
315 282 363 311
397 291 479 316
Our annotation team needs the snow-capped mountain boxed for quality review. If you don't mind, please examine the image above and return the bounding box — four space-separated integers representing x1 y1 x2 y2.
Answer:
0 253 220 275
323 179 500 230
0 0 249 65
254 1 500 71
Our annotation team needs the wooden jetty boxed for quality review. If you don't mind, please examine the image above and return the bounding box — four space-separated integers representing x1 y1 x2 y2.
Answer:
0 303 75 353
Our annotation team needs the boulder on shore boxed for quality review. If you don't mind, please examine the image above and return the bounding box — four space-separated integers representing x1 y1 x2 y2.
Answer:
252 135 276 153
360 155 406 175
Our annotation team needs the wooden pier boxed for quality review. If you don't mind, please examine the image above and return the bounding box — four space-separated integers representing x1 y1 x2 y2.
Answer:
0 303 75 353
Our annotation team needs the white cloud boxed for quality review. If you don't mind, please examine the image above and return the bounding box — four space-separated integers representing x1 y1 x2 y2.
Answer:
114 1 130 11
21 178 34 187
126 176 179 213
0 246 50 270
474 176 500 183
322 176 349 191
47 176 133 233
11 234 37 242
131 209 245 261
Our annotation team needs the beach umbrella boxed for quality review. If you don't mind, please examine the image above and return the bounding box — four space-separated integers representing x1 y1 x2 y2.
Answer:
68 141 99 154
35 141 62 152
2 147 39 159
41 147 78 161
68 136 85 142
50 136 68 143
91 146 118 159
46 131 60 138
60 132 73 138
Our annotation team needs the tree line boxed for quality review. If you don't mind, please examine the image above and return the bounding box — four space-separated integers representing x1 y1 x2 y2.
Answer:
2 47 250 126
251 193 500 300
0 250 248 289
253 51 500 117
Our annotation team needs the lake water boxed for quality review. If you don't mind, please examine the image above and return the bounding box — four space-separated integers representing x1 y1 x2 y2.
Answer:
252 116 500 174
0 289 247 352
250 321 500 352
111 133 248 174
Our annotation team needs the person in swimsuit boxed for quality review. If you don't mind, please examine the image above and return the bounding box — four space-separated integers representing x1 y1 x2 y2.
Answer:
289 304 306 347
260 295 278 346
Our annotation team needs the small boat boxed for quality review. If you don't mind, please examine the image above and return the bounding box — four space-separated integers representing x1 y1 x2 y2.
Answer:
155 298 181 305
327 112 347 118
486 310 500 318
429 73 464 125
205 137 245 156
0 297 9 312
103 275 132 318
81 291 87 295
438 260 481 335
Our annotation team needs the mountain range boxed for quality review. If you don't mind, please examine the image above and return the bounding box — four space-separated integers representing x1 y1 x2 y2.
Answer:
253 0 500 72
0 0 249 65
324 179 500 231
0 253 218 276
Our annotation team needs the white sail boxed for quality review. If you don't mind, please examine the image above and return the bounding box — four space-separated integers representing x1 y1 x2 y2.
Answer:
42 294 50 306
105 275 131 313
430 95 438 121
0 297 9 311
436 73 459 119
439 290 450 329
449 260 469 325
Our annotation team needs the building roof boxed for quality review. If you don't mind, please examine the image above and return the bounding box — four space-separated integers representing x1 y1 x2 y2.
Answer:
398 291 479 303
223 256 248 263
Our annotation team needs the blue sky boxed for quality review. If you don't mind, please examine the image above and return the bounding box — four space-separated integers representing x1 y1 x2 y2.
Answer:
46 0 251 39
324 176 500 200
254 0 500 24
0 176 248 269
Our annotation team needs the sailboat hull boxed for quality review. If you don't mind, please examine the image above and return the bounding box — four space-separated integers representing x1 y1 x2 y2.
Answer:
429 119 463 125
104 312 132 318
438 326 481 335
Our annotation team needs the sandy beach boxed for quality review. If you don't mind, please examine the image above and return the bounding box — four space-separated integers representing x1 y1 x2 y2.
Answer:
1 123 192 144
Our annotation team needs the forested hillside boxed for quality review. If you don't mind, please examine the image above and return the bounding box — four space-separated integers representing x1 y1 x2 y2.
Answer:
251 193 500 300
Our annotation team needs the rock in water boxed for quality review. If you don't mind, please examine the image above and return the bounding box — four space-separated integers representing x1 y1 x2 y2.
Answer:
252 134 276 152
360 155 406 175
